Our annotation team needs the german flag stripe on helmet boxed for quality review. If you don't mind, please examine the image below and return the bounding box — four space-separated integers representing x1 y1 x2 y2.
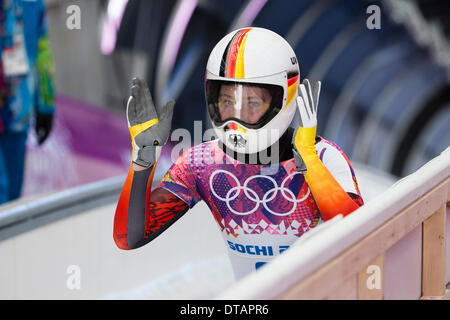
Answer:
219 28 252 78
286 74 299 108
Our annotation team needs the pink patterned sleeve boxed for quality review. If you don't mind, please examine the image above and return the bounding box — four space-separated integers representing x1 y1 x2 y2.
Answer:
156 148 202 208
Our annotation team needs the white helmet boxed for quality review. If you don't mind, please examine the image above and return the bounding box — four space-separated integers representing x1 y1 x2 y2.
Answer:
205 27 300 154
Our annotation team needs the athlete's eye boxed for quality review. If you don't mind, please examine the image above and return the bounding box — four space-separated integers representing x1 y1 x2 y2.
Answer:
219 97 235 109
247 100 262 109
223 100 234 107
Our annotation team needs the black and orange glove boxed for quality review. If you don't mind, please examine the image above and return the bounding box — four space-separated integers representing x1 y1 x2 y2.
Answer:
127 77 174 168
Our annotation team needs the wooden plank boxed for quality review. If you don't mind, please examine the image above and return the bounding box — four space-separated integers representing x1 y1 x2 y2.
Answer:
420 289 450 300
358 254 384 300
422 204 446 297
278 177 448 300
324 275 357 300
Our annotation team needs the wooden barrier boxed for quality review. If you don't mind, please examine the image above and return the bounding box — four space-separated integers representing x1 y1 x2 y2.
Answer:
277 178 449 300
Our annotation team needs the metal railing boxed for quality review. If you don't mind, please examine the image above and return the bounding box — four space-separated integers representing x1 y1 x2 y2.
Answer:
0 175 125 241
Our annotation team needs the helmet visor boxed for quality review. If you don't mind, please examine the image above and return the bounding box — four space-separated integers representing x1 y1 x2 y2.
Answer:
205 80 284 129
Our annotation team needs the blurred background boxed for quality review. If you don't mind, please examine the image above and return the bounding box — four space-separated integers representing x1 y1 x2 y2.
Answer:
21 0 450 198
0 0 449 299
15 0 450 198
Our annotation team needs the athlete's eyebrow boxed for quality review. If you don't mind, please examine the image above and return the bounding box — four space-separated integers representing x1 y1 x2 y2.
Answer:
246 95 263 100
219 93 235 99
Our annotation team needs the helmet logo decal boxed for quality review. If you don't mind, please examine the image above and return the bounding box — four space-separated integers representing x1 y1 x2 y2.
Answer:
229 133 247 148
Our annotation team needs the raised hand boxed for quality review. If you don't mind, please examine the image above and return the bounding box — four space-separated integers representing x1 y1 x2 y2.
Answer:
291 79 361 220
297 79 321 128
292 79 321 170
126 77 174 168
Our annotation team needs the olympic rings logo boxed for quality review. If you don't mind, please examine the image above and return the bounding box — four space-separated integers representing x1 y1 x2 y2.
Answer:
209 169 310 216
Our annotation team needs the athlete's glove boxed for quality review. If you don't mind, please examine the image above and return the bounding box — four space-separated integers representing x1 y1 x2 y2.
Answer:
126 77 174 168
35 113 54 145
293 79 360 220
292 78 321 170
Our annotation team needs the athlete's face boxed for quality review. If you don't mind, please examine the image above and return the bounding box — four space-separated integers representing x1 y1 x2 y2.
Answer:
218 84 272 124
